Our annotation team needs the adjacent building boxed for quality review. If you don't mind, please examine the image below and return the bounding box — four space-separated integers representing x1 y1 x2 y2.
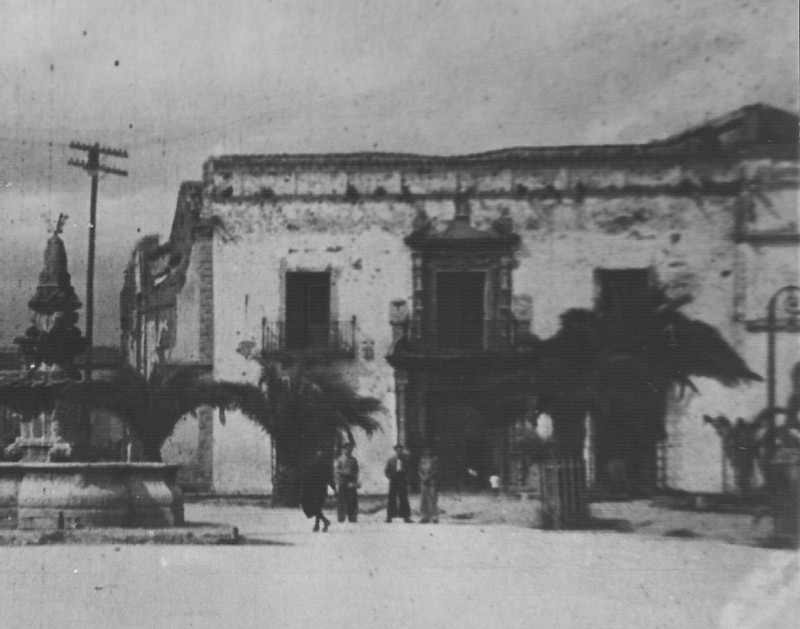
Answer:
121 104 799 495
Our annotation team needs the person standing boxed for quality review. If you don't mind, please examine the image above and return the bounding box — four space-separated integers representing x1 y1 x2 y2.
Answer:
418 446 439 523
335 443 360 523
385 444 412 523
301 449 334 532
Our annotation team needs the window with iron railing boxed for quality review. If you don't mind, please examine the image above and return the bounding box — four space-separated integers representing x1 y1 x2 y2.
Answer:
262 318 357 357
285 271 330 348
409 318 516 352
262 271 357 357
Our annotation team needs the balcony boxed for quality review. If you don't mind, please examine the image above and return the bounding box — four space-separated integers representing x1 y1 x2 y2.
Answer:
408 318 520 354
261 318 357 358
388 317 531 372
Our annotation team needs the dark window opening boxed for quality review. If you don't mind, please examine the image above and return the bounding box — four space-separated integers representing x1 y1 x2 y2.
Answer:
436 272 485 349
594 268 651 316
285 272 331 349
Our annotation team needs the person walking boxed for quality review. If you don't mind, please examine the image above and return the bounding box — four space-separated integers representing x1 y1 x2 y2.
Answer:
301 449 334 532
335 442 360 523
385 444 412 523
418 446 439 523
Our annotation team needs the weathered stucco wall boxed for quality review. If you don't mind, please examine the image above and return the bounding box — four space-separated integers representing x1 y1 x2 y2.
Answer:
211 407 273 494
196 150 797 494
171 244 202 363
211 221 407 493
162 414 203 488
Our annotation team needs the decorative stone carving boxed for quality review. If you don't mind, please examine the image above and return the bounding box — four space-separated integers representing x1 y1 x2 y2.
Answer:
0 223 187 530
389 299 410 344
389 299 410 325
512 294 534 322
5 219 88 463
361 339 375 361
15 214 87 380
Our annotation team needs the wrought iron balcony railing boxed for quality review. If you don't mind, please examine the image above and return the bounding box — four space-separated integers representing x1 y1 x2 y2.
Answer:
404 318 519 353
261 318 357 358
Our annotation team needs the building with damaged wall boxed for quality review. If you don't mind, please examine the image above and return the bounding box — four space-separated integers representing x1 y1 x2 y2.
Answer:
121 104 799 495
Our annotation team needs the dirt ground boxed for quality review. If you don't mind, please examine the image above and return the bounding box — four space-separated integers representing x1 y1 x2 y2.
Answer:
317 491 782 548
1 492 797 629
431 492 779 546
0 491 781 548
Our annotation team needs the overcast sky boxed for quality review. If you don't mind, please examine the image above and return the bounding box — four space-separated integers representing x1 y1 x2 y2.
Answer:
0 0 797 346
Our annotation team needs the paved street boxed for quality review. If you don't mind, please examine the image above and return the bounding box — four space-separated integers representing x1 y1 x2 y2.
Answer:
1 502 798 629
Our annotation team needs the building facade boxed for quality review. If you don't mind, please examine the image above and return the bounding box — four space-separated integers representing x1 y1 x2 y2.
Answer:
121 104 799 495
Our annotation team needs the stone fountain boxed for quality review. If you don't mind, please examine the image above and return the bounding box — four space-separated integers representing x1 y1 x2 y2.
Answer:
0 216 183 529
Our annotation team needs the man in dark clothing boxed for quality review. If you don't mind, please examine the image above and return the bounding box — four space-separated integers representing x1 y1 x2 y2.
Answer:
385 444 412 523
301 449 335 532
335 443 360 523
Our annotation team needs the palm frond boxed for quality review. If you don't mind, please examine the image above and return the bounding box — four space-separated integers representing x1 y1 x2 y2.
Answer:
157 380 270 431
258 360 382 461
38 366 269 460
59 369 149 427
525 284 761 458
306 369 382 434
668 319 763 384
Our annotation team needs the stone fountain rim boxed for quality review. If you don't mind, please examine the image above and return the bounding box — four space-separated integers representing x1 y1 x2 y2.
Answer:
0 462 181 470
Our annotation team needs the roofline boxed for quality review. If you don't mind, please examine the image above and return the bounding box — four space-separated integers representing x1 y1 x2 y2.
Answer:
203 104 799 171
205 141 797 171
663 102 799 143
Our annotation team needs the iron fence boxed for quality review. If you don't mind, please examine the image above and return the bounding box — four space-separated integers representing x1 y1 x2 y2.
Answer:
539 458 589 529
408 318 518 352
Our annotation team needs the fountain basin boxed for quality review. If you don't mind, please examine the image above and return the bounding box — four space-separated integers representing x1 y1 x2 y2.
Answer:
0 463 184 529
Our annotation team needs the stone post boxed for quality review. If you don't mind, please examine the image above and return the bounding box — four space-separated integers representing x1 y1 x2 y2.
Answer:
394 371 409 447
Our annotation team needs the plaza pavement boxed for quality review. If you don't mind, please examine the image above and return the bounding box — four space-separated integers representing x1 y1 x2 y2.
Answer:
0 500 797 629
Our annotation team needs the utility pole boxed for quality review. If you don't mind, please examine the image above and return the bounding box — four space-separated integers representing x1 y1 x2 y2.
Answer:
68 142 128 381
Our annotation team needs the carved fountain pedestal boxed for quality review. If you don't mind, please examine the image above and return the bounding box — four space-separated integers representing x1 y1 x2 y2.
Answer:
0 462 184 530
0 411 184 529
0 217 183 529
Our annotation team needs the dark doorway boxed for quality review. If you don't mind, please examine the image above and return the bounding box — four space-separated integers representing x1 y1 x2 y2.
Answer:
594 268 650 316
593 267 659 492
426 394 496 490
436 272 485 350
285 272 331 350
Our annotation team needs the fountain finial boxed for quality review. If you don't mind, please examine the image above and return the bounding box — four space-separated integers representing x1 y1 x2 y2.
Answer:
15 218 87 377
29 214 81 312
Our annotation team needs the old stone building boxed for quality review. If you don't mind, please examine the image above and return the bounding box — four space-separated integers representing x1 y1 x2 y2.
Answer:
121 104 799 495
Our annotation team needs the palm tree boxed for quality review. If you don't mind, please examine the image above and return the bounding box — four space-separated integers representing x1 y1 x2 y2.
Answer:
531 285 762 491
703 414 765 496
255 355 382 507
58 365 270 462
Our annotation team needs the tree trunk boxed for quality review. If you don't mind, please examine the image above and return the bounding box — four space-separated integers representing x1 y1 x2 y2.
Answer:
271 450 302 507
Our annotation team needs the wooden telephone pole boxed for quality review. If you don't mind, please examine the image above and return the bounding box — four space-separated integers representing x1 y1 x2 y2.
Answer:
68 142 128 381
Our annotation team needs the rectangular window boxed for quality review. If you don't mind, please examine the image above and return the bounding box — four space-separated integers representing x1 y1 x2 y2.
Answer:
285 271 331 349
436 271 485 349
594 268 651 315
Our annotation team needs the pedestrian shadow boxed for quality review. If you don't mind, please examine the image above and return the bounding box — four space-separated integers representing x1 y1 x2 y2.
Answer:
215 536 294 546
581 517 634 532
449 512 475 520
662 527 701 538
